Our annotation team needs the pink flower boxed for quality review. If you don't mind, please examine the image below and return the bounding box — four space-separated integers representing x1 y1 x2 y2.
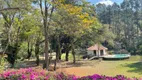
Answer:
44 76 49 80
30 74 36 80
21 74 26 79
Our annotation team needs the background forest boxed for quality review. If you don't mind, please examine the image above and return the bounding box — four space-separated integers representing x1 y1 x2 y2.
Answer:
96 0 142 55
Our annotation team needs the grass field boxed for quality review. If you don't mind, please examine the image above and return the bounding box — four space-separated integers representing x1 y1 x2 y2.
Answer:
59 61 142 78
2 55 141 78
58 55 142 78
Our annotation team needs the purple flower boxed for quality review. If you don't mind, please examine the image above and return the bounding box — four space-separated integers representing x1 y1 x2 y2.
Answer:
0 68 141 80
30 74 36 80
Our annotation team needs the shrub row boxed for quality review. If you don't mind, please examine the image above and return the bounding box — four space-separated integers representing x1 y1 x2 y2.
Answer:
0 68 141 80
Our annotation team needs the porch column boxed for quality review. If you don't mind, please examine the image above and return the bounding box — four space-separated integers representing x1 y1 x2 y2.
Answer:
103 49 106 55
98 50 100 56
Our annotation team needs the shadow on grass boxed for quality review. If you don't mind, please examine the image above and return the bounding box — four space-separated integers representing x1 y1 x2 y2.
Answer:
123 62 142 75
14 60 59 71
61 61 87 68
13 59 101 71
58 60 101 69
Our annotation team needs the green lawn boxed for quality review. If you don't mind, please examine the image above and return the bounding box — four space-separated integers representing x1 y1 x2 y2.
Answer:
126 55 142 61
2 54 141 78
60 55 142 78
93 61 142 78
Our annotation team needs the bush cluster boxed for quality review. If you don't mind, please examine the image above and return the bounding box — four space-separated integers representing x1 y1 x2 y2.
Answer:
0 68 141 80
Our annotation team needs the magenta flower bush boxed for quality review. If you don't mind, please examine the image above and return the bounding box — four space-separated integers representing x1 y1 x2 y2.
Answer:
77 74 139 80
0 68 49 80
0 68 141 80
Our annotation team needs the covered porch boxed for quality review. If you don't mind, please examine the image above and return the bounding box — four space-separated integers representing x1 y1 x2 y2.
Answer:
87 44 108 57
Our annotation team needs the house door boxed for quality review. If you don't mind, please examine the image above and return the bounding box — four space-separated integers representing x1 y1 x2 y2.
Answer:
100 50 103 56
93 50 97 56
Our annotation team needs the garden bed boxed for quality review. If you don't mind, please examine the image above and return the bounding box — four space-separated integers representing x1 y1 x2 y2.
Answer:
0 68 141 80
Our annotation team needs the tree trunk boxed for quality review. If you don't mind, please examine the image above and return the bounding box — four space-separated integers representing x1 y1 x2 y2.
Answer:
55 48 59 62
65 51 69 61
54 47 59 71
39 0 54 70
26 41 32 60
57 36 61 61
7 44 18 68
54 57 57 71
98 44 100 58
44 30 49 70
59 53 61 60
54 51 58 71
43 0 49 70
36 55 39 66
35 41 40 66
65 44 70 61
58 38 61 60
71 40 76 64
54 36 60 71
54 35 62 70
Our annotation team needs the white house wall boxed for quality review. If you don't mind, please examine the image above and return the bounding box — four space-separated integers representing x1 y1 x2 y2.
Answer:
103 50 107 55
87 50 94 55
87 50 107 56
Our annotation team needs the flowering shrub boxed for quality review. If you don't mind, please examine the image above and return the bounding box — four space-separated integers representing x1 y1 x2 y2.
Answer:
0 68 141 80
77 74 139 80
0 68 49 80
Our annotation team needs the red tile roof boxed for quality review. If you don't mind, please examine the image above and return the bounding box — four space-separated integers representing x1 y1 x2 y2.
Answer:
87 44 108 50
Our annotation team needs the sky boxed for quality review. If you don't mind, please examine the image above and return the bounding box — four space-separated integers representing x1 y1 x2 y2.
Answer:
87 0 124 5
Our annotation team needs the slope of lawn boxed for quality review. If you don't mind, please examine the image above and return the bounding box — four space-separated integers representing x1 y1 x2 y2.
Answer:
60 61 142 78
1 55 142 78
59 55 142 78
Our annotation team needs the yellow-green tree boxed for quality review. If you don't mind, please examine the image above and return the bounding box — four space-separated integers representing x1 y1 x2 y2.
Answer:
53 0 101 64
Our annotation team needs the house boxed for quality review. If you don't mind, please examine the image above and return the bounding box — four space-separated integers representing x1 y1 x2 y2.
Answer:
87 44 108 57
